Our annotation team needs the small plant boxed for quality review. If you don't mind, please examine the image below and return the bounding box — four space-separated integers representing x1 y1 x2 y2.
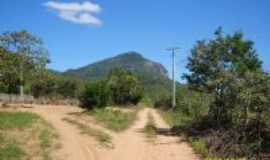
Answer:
188 137 208 158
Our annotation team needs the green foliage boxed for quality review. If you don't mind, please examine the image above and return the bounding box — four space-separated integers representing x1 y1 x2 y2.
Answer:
189 137 208 158
182 28 270 158
0 30 50 95
90 108 137 131
156 84 210 125
0 48 20 93
79 68 143 109
107 68 143 105
184 28 262 126
79 80 110 109
31 70 81 99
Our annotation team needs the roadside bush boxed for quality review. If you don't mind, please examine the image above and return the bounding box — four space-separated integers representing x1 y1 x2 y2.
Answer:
107 68 143 105
79 68 143 109
154 96 171 109
79 80 110 109
182 28 270 158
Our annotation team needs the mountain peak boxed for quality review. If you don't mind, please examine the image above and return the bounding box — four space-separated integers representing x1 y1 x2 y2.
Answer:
64 51 168 80
117 51 143 58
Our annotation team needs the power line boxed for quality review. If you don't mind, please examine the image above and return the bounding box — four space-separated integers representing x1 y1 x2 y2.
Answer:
166 47 179 108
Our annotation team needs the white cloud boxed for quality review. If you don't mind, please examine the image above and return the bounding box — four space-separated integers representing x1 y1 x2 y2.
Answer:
44 1 102 26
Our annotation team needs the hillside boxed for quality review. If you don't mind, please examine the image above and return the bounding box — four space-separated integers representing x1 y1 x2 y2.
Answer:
63 52 171 101
63 52 167 79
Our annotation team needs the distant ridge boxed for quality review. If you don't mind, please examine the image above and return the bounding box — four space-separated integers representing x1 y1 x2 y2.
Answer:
63 51 168 80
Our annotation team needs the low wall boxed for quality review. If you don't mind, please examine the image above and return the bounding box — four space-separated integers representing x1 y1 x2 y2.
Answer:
0 94 79 106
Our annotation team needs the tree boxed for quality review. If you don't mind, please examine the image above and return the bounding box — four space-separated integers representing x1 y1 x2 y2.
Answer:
0 47 20 93
184 28 262 127
79 80 110 109
30 70 58 98
184 28 270 158
0 30 49 97
107 68 143 105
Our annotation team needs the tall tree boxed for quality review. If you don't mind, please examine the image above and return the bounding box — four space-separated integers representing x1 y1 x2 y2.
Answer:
0 47 20 93
0 30 49 97
184 28 262 126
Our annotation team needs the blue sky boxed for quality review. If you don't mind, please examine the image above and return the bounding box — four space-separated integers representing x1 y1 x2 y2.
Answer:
0 0 269 80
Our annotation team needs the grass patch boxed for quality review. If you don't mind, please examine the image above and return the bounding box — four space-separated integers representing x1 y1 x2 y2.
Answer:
159 110 209 158
188 137 208 158
89 108 137 132
39 129 55 160
0 111 58 160
0 143 26 160
0 133 26 160
160 110 192 127
62 118 112 147
143 113 157 140
0 112 39 129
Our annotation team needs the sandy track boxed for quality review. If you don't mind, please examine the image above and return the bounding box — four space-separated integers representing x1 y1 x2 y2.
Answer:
21 105 97 160
21 105 198 160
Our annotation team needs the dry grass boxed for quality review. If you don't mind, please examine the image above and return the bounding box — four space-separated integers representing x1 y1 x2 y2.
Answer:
0 110 59 160
143 112 157 141
62 117 113 148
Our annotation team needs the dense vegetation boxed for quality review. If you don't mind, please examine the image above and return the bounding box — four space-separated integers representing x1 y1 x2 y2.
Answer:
0 30 82 99
79 68 143 109
159 28 270 159
0 32 170 104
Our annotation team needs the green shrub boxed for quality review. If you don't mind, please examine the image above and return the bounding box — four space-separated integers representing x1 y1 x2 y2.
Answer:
107 68 143 105
189 137 208 158
79 80 110 109
79 68 143 109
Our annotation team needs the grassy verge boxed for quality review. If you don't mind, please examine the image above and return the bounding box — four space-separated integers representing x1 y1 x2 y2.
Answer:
0 133 26 160
143 112 157 140
159 110 209 159
89 108 137 132
0 111 58 160
160 109 193 127
0 111 39 129
62 118 112 147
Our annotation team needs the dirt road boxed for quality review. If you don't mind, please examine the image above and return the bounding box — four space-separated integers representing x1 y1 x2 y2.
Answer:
22 105 199 160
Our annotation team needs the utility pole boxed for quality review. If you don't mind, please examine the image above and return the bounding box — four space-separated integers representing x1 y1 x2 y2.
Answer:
167 47 179 108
